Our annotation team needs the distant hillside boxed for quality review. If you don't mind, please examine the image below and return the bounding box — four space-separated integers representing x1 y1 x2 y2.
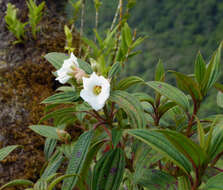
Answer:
66 0 223 116
127 0 223 78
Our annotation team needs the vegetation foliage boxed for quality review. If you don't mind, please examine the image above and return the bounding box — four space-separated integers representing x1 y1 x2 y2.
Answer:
2 0 223 190
5 0 45 43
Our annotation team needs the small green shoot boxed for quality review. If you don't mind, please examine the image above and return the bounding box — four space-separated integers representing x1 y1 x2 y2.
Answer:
27 0 45 39
4 3 27 44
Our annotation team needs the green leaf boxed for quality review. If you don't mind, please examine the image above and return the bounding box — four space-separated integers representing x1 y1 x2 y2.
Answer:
178 176 191 190
44 52 68 69
131 36 147 49
195 117 205 149
0 179 33 190
170 71 202 101
56 86 75 92
48 174 79 190
126 129 192 174
41 150 64 178
29 125 71 141
77 59 93 74
46 173 60 183
204 173 223 190
194 51 206 85
155 60 165 81
110 90 146 128
214 83 223 93
116 76 144 90
201 42 222 95
0 145 19 161
158 130 207 167
132 92 154 105
62 130 94 190
134 169 175 190
39 107 76 124
123 23 132 47
33 180 47 190
207 123 223 161
108 62 121 79
58 141 76 159
79 137 105 185
158 101 177 118
145 81 190 111
92 148 125 190
41 91 79 104
112 128 122 148
217 91 223 108
44 138 57 161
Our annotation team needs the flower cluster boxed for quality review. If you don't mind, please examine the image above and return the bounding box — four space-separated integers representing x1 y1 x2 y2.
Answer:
56 53 110 111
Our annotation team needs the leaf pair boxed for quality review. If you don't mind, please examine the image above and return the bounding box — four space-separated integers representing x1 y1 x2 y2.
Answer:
127 129 208 173
195 42 222 95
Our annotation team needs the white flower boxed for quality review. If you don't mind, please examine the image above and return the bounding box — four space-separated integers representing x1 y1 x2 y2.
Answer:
55 53 79 84
80 72 110 111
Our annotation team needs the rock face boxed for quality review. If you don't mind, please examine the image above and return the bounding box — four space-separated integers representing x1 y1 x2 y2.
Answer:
0 0 79 188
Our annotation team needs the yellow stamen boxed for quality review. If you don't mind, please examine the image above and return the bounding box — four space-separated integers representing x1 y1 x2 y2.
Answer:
93 85 102 95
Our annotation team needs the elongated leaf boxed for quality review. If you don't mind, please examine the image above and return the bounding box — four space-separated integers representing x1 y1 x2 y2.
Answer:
112 128 122 148
49 174 79 190
58 141 77 159
92 148 125 190
44 52 68 69
56 86 75 92
134 169 175 190
62 130 94 190
158 101 177 118
132 92 154 105
171 71 202 101
217 91 223 108
178 176 191 190
201 42 222 94
46 173 60 183
108 62 121 79
158 130 207 166
79 137 105 184
42 91 79 104
44 138 57 161
207 123 223 161
116 76 144 90
110 90 146 128
195 117 205 149
0 179 33 190
204 173 223 190
145 81 190 111
123 23 132 47
77 59 93 74
39 107 76 123
29 125 70 141
155 60 165 81
194 51 206 84
126 129 192 173
131 36 147 49
214 82 223 93
0 145 19 161
41 150 64 178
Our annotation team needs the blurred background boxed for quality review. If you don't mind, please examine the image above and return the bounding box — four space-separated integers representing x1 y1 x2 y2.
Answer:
0 0 223 187
79 0 223 116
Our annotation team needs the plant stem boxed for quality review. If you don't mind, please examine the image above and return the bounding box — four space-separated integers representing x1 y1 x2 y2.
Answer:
112 0 123 65
211 151 223 167
186 102 200 136
79 0 85 56
110 1 120 31
94 4 99 42
80 0 85 37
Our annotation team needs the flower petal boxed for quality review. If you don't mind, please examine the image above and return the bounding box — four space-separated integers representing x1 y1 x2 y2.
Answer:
80 72 110 111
